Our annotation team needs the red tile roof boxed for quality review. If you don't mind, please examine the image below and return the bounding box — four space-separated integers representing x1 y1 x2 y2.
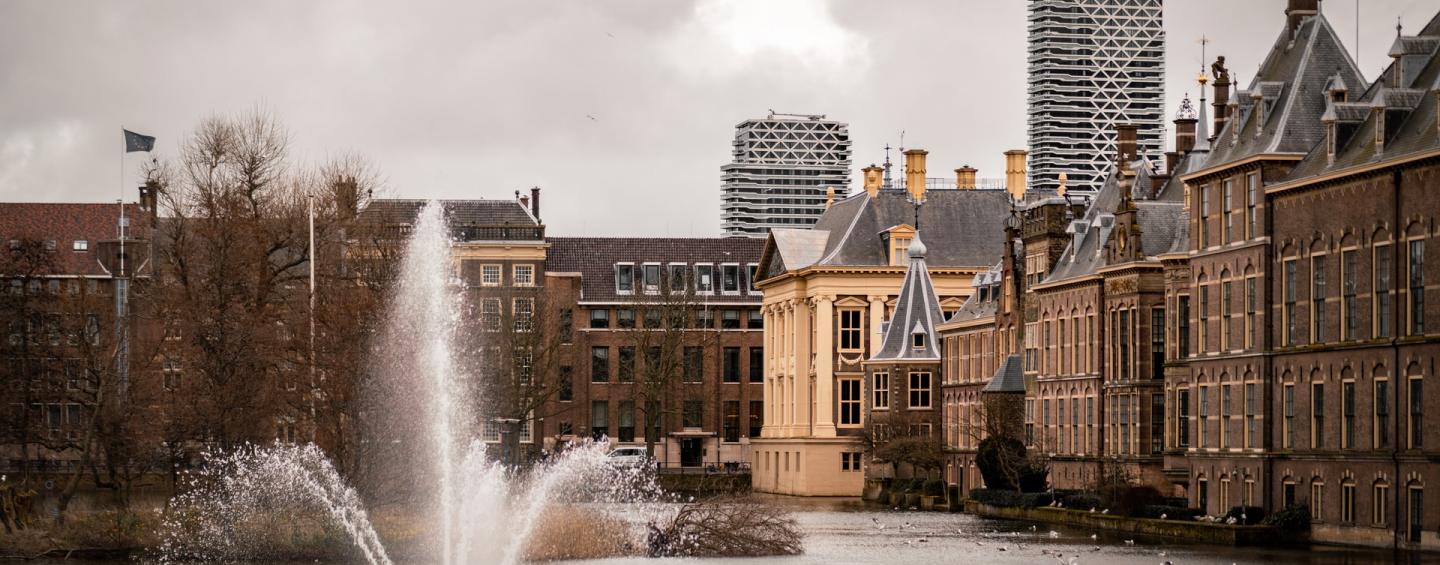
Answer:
0 203 153 276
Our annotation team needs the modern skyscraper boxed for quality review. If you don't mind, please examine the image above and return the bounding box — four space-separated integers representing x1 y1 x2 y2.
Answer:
720 113 851 238
1027 0 1165 194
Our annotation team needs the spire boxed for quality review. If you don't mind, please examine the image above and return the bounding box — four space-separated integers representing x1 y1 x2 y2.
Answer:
870 233 943 361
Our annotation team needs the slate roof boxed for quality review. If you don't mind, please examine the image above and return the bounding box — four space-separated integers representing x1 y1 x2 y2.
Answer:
1205 14 1367 164
358 199 538 227
948 262 1003 325
870 235 944 361
0 203 152 276
761 187 1012 277
1286 10 1440 180
982 354 1026 393
546 237 765 303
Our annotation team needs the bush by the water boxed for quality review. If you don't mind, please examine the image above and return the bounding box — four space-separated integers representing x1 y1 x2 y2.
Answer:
1099 485 1163 517
647 498 803 558
1224 506 1265 525
1261 505 1311 533
1020 492 1054 508
1061 493 1102 510
975 436 1048 492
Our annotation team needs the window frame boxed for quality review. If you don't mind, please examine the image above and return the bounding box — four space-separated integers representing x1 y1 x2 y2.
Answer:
908 371 932 409
838 377 862 427
872 371 890 410
513 264 535 287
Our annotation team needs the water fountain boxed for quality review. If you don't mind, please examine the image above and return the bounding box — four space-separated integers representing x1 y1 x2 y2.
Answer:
160 201 668 564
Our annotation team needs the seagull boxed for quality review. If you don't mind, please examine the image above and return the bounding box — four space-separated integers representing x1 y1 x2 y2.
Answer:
998 546 1008 552
1159 551 1168 558
1031 524 1038 532
918 538 928 543
1048 530 1061 538
1123 539 1135 545
1089 533 1098 540
586 114 598 121
1090 508 1097 513
1226 516 1238 525
605 31 615 38
1101 508 1110 514
1160 513 1168 520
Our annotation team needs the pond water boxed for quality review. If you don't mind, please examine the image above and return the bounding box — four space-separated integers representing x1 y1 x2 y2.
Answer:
571 496 1423 565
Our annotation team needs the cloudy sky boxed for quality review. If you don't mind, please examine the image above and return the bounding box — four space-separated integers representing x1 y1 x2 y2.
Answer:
1 0 1433 236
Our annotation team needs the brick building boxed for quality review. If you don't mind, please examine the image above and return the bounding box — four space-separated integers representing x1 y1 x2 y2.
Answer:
541 237 765 469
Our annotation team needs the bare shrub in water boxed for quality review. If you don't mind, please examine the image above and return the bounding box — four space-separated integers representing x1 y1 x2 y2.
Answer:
647 498 803 558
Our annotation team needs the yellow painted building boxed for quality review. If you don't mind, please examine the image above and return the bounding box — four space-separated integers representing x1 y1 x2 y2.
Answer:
751 150 1019 496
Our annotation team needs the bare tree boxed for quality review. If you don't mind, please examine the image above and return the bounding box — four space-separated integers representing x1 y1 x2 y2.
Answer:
617 277 716 462
859 409 944 480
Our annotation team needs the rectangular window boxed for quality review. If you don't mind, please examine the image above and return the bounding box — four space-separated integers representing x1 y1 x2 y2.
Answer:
616 309 635 329
1222 281 1233 350
721 309 741 329
1377 245 1393 338
615 263 634 293
1119 310 1130 380
1285 260 1298 345
721 264 741 294
683 400 703 428
748 347 763 382
481 298 502 332
1199 287 1209 353
560 308 573 344
908 372 931 409
747 309 763 329
591 401 609 439
1409 240 1424 335
694 264 714 293
1222 178 1233 243
558 367 573 401
839 378 862 426
1221 384 1232 449
618 401 636 442
839 310 862 351
1409 377 1423 449
1375 483 1390 526
1178 295 1191 356
749 400 763 437
591 347 609 382
1313 255 1327 343
513 264 535 287
1199 386 1210 448
1312 482 1325 521
1342 483 1356 523
1343 381 1356 449
1151 308 1165 380
1245 278 1257 349
722 347 740 383
1245 382 1257 448
617 346 635 382
1343 250 1359 340
1284 384 1295 449
590 308 609 329
1086 397 1095 453
481 264 502 286
1246 172 1258 238
683 346 703 383
722 401 740 442
1178 389 1191 448
513 298 533 332
1377 380 1391 448
668 263 687 291
873 372 890 410
1313 382 1326 448
641 263 660 292
1151 393 1164 454
746 263 760 293
1199 184 1211 247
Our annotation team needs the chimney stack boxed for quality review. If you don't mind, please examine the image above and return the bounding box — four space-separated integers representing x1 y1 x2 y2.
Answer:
1174 116 1198 155
1211 57 1232 139
530 186 541 220
1004 149 1027 201
1115 124 1139 164
862 165 883 197
1285 0 1318 37
138 182 159 226
955 166 977 190
903 149 928 202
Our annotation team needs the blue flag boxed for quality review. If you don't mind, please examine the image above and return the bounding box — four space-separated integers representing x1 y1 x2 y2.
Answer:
123 129 155 152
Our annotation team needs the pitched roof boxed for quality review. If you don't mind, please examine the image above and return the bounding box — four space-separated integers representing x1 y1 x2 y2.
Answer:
1286 9 1440 180
947 262 1003 325
982 354 1025 393
1205 14 1367 164
870 235 944 361
0 203 152 276
761 187 1012 278
545 237 765 303
358 199 538 227
1042 154 1189 284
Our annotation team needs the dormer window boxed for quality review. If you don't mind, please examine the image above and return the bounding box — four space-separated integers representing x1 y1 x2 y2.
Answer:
1327 122 1337 164
615 263 635 294
1375 108 1386 152
912 332 926 349
892 237 911 266
694 264 715 294
642 263 661 293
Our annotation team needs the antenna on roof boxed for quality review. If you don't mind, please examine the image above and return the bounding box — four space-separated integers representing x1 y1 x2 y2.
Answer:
882 144 894 189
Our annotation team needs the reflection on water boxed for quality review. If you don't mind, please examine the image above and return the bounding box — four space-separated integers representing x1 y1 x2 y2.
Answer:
27 495 1427 564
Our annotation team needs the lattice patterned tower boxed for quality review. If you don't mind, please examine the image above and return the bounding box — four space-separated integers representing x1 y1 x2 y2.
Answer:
721 113 852 238
1027 0 1166 195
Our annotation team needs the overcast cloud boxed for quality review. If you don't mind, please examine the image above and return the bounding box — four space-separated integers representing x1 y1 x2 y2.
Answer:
0 0 1433 236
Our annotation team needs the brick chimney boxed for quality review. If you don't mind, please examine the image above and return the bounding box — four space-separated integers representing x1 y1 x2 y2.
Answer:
1115 124 1138 164
530 186 541 220
955 166 977 190
1286 0 1318 38
1174 115 1197 155
1212 57 1232 138
1004 149 1027 201
904 149 928 202
862 165 883 198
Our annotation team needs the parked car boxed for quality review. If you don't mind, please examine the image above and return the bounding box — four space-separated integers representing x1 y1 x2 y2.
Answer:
606 447 650 466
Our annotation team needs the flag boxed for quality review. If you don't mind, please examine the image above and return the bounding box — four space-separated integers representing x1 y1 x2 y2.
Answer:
123 129 155 153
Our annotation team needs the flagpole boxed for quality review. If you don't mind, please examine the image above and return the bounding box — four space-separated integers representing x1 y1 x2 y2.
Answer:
308 191 317 442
